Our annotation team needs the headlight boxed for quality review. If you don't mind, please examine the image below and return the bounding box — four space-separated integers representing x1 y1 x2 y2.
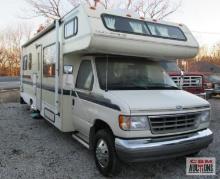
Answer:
198 111 210 123
119 115 149 131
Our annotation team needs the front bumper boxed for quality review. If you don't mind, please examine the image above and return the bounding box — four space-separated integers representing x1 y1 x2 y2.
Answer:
213 89 220 94
115 128 213 163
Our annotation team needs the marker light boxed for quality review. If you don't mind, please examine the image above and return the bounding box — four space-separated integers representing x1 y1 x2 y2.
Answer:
90 6 96 10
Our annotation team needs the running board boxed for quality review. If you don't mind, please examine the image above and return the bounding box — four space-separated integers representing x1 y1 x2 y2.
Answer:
72 133 89 149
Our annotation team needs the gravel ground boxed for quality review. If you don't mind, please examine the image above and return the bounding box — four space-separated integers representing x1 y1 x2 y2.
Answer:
0 94 219 178
0 90 20 104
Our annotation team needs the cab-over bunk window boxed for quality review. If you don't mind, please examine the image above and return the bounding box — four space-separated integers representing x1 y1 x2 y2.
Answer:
23 55 28 70
29 53 32 70
43 44 56 77
64 17 78 39
101 14 186 41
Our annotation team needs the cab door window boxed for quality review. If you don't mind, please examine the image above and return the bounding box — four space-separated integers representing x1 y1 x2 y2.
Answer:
76 60 94 91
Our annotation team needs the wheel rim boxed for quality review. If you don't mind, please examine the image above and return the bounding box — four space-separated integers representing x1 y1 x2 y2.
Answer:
95 139 109 168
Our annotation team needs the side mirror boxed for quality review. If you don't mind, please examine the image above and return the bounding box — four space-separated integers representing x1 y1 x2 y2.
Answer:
64 65 73 74
180 70 184 89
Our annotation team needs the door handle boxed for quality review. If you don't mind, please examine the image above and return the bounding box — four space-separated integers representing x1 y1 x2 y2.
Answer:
72 99 75 106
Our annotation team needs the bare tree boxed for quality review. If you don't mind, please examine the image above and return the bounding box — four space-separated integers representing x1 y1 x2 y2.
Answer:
68 0 111 10
212 42 220 59
25 0 94 20
133 0 181 19
24 0 181 20
25 0 67 19
24 0 111 20
0 25 33 76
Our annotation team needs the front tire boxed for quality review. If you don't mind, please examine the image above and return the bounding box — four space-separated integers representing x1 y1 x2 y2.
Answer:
20 97 25 104
94 129 121 177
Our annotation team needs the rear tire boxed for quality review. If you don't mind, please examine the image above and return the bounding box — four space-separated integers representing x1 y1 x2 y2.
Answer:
94 129 121 177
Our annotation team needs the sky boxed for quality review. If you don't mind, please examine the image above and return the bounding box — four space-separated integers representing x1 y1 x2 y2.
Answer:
0 0 220 47
167 0 220 47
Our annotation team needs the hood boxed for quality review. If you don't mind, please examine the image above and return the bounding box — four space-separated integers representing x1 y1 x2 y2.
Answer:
169 72 203 76
108 90 209 111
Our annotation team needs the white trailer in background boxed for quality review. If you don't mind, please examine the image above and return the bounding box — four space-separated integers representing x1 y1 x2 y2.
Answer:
20 5 213 176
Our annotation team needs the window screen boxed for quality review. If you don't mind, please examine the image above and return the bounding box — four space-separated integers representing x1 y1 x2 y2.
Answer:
147 22 186 40
37 52 40 71
29 53 32 70
76 61 94 90
43 44 56 77
102 14 150 35
64 17 78 38
102 14 186 41
23 55 28 70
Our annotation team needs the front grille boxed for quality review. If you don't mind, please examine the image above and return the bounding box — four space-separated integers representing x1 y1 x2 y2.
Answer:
171 76 202 87
149 113 200 134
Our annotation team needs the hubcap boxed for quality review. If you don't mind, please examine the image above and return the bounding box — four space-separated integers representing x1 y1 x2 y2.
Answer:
95 139 109 168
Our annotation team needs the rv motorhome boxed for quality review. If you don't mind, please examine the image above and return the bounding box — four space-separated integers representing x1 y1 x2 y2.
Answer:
20 5 213 176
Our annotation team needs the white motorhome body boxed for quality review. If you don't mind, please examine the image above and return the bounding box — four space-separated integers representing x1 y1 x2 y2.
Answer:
20 5 213 176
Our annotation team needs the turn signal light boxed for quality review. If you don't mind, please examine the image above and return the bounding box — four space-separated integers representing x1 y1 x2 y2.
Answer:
119 115 131 130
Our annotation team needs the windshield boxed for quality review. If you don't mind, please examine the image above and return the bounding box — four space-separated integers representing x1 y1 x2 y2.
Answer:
95 56 178 90
208 75 220 83
160 61 181 73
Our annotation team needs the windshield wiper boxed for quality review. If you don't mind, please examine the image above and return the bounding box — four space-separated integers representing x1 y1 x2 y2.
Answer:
148 86 179 90
108 83 149 90
107 82 179 90
109 86 149 90
146 83 180 90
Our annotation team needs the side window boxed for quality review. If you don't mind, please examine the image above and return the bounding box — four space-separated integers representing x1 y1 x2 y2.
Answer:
64 17 78 39
37 52 40 71
29 53 32 70
43 44 56 77
76 61 94 90
23 55 28 70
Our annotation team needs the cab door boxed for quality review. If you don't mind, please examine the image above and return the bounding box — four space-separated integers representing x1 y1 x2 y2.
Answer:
71 60 94 138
